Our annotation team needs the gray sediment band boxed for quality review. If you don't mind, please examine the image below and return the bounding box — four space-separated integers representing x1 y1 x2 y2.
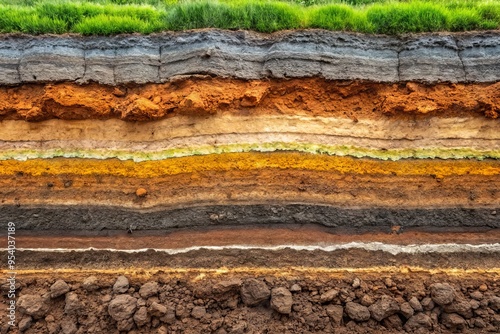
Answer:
5 204 500 231
1 30 500 85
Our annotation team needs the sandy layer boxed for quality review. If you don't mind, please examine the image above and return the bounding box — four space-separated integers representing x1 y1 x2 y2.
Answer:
2 113 500 161
13 226 500 250
1 167 499 209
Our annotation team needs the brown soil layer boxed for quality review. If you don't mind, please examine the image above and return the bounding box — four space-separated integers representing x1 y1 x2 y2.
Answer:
1 269 499 333
2 168 498 209
1 79 500 121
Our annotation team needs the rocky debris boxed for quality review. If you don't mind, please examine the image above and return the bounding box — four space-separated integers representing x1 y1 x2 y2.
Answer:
360 294 374 306
382 314 403 330
8 275 500 332
290 284 301 292
18 316 32 332
490 296 500 311
157 326 168 334
133 306 150 327
326 305 344 325
240 279 270 306
108 294 137 321
60 318 77 334
108 294 137 331
409 296 423 312
49 280 70 298
149 301 167 317
399 302 415 319
213 279 242 294
320 289 338 303
430 283 456 306
270 287 293 315
345 302 370 322
139 281 158 299
113 275 129 294
64 292 82 315
421 297 435 310
369 295 400 321
191 306 206 319
443 298 473 318
82 276 99 292
404 313 434 331
441 313 467 330
17 294 50 319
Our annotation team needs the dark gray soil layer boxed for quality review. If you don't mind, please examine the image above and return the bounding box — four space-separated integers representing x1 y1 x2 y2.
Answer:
1 271 499 333
6 248 500 270
1 30 499 85
3 204 500 231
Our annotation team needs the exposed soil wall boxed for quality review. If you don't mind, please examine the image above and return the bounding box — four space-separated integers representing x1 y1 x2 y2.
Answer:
2 30 500 333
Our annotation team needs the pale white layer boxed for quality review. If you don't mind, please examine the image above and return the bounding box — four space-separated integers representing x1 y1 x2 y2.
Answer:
14 242 500 256
1 115 500 161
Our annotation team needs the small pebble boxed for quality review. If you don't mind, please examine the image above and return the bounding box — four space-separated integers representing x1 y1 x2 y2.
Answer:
135 188 148 197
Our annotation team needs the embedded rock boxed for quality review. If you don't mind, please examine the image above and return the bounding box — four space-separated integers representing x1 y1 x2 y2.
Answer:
270 287 293 315
50 280 70 298
240 279 270 306
345 302 370 322
430 283 456 306
108 294 137 322
369 295 400 321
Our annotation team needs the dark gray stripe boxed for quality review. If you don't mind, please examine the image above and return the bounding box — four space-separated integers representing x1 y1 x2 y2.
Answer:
1 31 500 85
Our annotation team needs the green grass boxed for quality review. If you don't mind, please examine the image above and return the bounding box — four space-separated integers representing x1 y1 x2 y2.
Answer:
367 2 448 34
0 0 499 35
308 4 372 31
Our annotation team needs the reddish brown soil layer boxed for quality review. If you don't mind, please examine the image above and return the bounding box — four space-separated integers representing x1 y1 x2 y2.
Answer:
2 169 499 208
14 227 500 250
1 270 499 333
1 79 500 121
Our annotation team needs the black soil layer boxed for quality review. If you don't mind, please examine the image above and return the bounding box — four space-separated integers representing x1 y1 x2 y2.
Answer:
5 205 500 231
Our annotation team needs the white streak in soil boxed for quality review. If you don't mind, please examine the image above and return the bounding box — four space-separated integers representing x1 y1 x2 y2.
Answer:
13 242 500 255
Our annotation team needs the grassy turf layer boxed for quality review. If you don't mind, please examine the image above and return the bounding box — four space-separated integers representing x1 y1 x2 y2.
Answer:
0 0 499 35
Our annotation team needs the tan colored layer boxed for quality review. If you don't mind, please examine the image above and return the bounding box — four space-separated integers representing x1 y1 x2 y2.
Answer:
3 114 500 161
2 168 499 208
2 115 499 143
15 228 500 250
0 79 499 121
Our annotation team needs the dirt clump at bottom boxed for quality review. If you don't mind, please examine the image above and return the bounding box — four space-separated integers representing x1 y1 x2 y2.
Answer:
1 270 499 333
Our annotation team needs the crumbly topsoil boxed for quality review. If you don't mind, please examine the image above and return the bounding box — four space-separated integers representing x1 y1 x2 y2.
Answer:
1 269 499 333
